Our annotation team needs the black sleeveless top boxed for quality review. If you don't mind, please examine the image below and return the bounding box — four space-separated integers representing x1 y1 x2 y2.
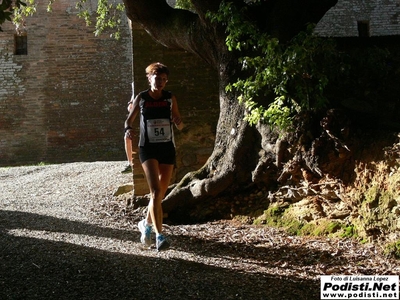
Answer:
138 89 175 147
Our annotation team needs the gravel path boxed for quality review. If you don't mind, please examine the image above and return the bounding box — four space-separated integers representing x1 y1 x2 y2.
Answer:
1 162 399 300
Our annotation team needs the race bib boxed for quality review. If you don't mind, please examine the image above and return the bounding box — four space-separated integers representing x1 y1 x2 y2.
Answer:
146 118 172 143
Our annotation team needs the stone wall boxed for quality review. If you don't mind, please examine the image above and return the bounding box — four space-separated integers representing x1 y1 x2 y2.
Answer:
315 0 400 37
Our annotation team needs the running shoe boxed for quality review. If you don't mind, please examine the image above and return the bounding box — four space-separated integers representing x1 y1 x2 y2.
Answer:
121 165 132 174
138 219 152 246
156 234 170 251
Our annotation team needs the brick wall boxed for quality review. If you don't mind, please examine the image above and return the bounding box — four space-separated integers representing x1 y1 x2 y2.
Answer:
131 21 219 182
6 0 396 172
0 0 133 165
0 1 220 174
316 0 400 37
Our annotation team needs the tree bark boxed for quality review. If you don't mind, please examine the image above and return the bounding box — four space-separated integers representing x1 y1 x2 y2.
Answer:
123 0 338 216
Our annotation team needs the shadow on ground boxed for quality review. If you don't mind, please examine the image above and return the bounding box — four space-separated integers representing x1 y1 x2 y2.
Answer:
0 210 324 300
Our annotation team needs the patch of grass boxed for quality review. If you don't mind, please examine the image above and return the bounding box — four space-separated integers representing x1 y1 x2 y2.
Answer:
256 205 361 239
282 218 303 236
254 205 304 235
340 225 357 238
384 240 400 259
300 220 342 236
254 205 285 226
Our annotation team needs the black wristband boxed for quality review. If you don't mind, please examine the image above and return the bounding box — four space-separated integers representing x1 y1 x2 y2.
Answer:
124 126 132 133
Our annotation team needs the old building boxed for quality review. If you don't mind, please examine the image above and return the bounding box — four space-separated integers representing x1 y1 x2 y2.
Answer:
315 0 400 37
0 0 133 165
0 0 218 175
1 0 399 173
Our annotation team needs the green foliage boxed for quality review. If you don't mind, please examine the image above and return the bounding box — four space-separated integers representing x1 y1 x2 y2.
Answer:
175 0 194 11
208 1 342 131
1 0 125 39
297 220 359 239
255 205 304 235
76 0 125 39
0 0 28 30
300 221 342 236
256 204 363 239
12 0 36 29
340 225 357 238
384 240 400 259
0 0 34 30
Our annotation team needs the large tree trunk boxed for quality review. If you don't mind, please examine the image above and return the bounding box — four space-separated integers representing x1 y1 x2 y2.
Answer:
163 70 270 214
123 0 338 218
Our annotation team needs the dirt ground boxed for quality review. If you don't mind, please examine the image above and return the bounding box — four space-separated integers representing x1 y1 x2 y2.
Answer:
1 162 399 300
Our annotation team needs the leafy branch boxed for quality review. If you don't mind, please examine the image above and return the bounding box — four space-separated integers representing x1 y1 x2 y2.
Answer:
76 0 125 39
208 1 341 131
0 0 29 31
1 0 125 39
175 0 195 11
